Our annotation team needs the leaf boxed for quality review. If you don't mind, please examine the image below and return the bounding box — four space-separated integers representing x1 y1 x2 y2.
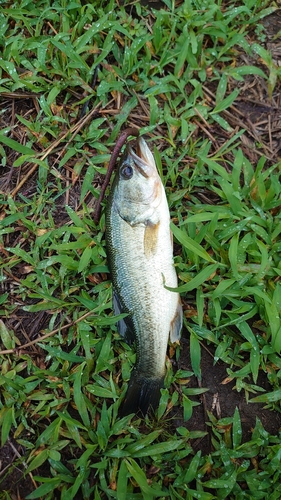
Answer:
79 322 92 359
182 395 193 422
264 300 281 353
117 459 129 500
129 439 183 458
73 363 90 428
96 333 112 373
51 38 90 70
211 113 234 132
216 73 227 104
39 345 85 363
252 43 273 66
86 384 116 398
203 475 236 489
0 407 15 446
25 449 49 474
216 305 258 329
237 322 259 350
189 329 201 379
168 264 218 293
6 245 35 265
197 156 231 182
36 418 62 446
184 489 215 500
97 422 110 456
125 430 162 455
56 411 87 430
171 222 215 262
196 287 204 327
49 449 61 461
219 178 243 215
183 212 229 223
175 37 189 77
228 233 239 278
229 65 267 79
0 293 8 306
108 96 138 141
232 407 242 449
0 60 19 82
236 323 260 383
183 451 201 483
78 246 93 273
0 134 34 155
211 89 239 114
125 458 168 496
0 320 15 350
65 205 87 229
212 279 236 300
25 478 62 499
22 301 62 312
250 389 281 404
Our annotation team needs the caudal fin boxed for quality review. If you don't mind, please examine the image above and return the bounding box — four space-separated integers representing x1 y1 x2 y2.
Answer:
121 370 164 417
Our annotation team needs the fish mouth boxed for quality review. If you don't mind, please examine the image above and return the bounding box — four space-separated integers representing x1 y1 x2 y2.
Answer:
127 137 156 178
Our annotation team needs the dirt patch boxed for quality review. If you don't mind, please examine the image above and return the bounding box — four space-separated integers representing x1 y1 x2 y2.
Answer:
175 336 281 454
0 439 35 499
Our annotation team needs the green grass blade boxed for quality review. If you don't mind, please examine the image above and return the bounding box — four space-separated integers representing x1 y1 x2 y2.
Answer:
171 222 216 262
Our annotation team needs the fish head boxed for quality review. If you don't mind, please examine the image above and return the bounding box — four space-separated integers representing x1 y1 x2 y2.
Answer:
112 137 164 225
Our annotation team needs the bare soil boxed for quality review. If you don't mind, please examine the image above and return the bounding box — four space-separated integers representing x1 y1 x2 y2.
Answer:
176 336 281 454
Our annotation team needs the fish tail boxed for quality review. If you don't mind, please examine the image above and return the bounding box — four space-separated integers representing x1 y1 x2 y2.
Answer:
121 370 164 417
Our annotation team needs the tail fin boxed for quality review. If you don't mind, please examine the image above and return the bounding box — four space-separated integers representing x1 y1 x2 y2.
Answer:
121 370 164 417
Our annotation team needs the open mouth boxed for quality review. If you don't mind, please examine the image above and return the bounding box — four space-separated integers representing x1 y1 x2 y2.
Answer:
135 137 151 165
127 142 149 178
127 138 155 179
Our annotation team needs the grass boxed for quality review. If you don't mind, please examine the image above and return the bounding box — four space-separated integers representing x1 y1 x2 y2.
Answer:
0 0 281 498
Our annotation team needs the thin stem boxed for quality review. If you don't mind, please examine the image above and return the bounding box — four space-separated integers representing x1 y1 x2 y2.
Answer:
94 127 139 223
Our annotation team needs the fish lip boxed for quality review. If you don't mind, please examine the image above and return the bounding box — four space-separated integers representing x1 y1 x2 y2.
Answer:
126 138 155 178
127 147 149 178
135 137 147 159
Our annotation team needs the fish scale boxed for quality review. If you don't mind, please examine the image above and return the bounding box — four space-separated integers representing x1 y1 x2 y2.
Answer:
106 137 182 415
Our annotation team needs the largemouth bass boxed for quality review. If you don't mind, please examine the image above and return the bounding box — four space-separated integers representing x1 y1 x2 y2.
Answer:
106 137 182 415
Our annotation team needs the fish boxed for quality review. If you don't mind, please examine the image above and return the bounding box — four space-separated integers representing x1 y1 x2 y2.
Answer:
105 137 182 416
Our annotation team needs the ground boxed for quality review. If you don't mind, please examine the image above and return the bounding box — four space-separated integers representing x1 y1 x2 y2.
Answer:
1 1 281 498
177 336 281 453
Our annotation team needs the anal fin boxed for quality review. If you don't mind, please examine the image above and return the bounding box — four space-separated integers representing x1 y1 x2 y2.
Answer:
169 297 183 344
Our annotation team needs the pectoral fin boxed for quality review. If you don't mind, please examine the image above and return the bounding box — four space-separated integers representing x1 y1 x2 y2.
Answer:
113 290 135 345
144 221 160 258
169 297 183 343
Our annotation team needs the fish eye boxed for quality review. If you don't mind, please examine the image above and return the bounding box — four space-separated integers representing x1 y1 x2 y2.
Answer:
120 162 133 180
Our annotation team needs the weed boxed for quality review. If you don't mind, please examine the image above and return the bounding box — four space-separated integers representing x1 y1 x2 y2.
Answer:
0 0 281 498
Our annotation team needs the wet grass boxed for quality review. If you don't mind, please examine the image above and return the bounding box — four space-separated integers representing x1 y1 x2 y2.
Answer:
0 0 281 498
